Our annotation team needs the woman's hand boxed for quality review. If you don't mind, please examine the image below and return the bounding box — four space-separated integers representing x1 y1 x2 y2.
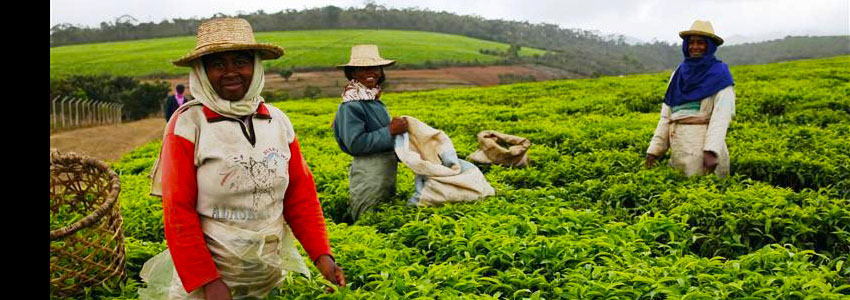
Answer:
703 151 718 174
644 154 658 169
203 278 231 300
389 117 409 135
316 255 346 292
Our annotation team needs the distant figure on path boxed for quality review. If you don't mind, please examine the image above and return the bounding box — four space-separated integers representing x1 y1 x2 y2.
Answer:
164 84 186 122
332 45 406 221
645 20 736 177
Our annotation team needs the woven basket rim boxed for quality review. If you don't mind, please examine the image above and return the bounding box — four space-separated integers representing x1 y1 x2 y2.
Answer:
49 151 121 241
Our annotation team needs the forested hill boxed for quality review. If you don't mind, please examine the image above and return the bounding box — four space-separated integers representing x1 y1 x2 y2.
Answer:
50 4 849 76
718 36 850 65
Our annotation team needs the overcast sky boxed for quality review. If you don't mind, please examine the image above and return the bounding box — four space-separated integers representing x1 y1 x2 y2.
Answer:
50 0 849 44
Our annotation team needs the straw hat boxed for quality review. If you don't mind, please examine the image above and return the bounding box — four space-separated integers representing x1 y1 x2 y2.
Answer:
172 18 284 67
337 45 396 68
679 20 724 46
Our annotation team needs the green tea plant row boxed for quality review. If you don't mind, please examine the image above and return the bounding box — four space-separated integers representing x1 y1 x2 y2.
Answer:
76 56 850 299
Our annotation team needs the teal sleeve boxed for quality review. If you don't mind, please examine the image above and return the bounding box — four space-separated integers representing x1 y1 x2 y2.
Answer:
336 103 394 155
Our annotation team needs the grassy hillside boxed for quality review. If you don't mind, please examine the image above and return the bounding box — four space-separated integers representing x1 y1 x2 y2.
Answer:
56 56 850 299
49 29 546 79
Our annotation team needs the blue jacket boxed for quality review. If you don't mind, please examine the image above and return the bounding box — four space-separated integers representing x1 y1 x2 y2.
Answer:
332 100 394 156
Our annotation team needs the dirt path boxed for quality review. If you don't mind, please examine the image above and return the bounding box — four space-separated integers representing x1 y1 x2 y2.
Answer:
50 118 165 163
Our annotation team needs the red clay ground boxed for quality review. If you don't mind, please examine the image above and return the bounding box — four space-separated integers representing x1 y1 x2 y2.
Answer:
155 64 579 99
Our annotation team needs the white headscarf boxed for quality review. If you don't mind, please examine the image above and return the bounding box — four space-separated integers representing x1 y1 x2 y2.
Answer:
150 51 267 196
189 51 266 118
341 80 381 103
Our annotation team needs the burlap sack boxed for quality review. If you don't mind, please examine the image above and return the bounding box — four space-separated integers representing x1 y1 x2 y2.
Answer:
394 116 495 206
467 131 530 167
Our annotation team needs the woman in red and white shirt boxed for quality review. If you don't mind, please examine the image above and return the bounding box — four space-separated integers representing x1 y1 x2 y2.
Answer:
148 18 345 300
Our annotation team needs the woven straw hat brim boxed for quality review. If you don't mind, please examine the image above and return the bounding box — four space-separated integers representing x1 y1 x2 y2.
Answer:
336 59 396 68
172 43 284 67
679 30 724 46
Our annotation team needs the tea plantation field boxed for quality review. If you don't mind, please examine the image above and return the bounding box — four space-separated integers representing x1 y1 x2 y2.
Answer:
84 56 849 299
48 29 545 79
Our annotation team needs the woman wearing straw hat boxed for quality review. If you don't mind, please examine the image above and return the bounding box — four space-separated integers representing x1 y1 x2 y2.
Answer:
145 18 345 299
645 20 736 177
332 44 406 221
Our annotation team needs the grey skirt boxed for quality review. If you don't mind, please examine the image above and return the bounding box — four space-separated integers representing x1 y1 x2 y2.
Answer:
348 151 398 221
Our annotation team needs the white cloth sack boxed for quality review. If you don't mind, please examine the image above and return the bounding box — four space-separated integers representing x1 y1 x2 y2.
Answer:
394 116 495 206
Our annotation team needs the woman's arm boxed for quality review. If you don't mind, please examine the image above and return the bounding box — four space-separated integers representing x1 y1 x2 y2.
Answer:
704 86 736 156
283 137 332 261
647 68 678 161
646 103 672 158
284 137 346 287
161 121 221 293
335 103 394 155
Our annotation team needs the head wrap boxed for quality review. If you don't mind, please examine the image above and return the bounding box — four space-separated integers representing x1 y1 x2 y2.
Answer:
189 51 266 118
663 37 734 107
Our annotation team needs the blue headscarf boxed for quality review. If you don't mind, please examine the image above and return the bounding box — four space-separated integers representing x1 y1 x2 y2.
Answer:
663 36 734 107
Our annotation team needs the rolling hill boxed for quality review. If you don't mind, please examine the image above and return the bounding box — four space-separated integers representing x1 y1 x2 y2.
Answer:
49 29 546 79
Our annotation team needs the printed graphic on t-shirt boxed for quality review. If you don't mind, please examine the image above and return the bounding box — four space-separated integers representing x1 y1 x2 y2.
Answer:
210 206 269 221
217 148 290 215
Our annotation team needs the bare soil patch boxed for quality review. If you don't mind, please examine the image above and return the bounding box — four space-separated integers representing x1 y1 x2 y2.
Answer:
154 64 580 99
50 118 165 163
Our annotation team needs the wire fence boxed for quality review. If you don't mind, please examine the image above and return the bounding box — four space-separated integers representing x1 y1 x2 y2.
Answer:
50 96 123 131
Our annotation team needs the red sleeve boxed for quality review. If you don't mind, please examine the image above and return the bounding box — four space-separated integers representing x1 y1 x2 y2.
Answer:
161 128 220 292
284 137 333 263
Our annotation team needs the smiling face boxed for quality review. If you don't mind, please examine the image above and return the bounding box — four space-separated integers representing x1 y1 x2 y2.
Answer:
687 36 708 58
202 50 255 101
351 66 384 89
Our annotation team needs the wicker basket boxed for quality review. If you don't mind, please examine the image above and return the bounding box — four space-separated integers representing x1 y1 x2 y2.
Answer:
50 150 125 297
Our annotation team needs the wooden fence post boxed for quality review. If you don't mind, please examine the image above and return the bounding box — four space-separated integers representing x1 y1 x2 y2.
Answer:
83 99 91 126
69 98 77 128
107 103 113 124
59 97 67 129
111 103 118 124
68 98 74 128
92 101 98 125
51 96 59 130
94 101 103 125
75 98 81 127
98 101 104 124
80 99 88 127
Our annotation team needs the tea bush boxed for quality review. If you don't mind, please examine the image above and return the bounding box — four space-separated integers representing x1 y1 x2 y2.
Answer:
74 56 849 299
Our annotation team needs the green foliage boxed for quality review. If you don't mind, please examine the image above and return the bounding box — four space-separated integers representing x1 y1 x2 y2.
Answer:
75 56 850 299
263 90 292 102
303 85 323 99
49 30 545 79
279 68 295 81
